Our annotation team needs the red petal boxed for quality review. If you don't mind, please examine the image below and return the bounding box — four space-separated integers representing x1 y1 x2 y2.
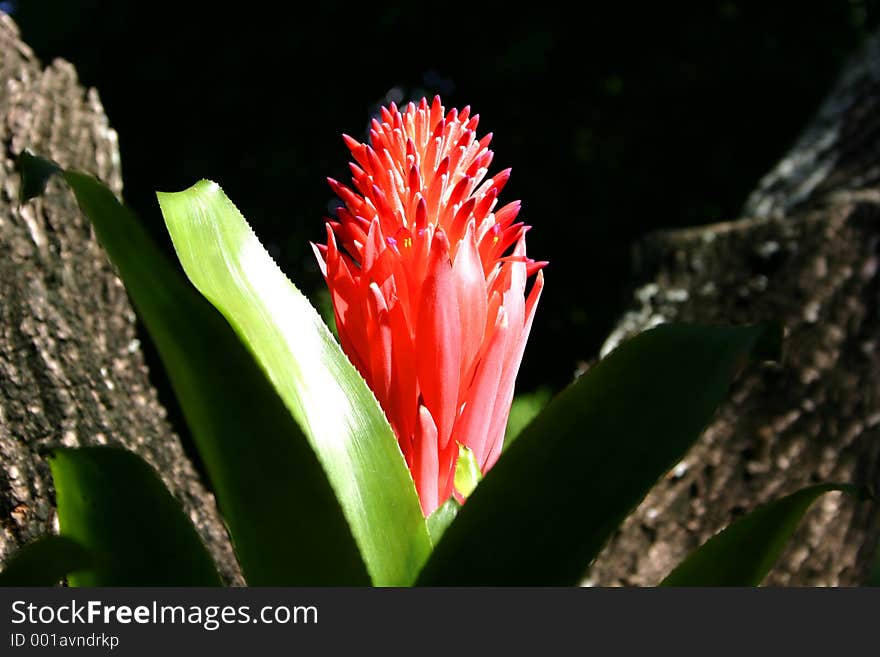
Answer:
429 96 444 133
438 439 459 508
415 196 428 230
449 197 476 244
414 405 440 516
325 229 371 379
366 283 393 404
499 235 529 353
483 268 544 470
454 307 510 467
452 220 488 383
446 175 472 216
494 200 522 228
387 298 418 454
342 134 368 169
416 231 461 452
361 218 385 274
474 187 499 221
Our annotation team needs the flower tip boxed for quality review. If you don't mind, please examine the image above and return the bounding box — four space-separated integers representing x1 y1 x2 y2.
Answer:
527 259 549 277
437 156 450 176
310 241 328 277
415 197 428 228
428 226 452 258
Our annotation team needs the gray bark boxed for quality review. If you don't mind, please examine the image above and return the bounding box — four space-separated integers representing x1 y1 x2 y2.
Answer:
0 13 242 585
587 30 880 586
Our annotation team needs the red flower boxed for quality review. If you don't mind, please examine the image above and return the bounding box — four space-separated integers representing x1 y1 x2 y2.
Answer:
314 97 545 516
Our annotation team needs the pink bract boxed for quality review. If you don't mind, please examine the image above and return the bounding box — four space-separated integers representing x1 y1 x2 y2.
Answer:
314 96 545 516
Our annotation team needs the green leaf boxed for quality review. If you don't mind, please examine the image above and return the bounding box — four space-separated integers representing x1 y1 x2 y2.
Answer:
419 322 782 585
0 536 91 587
48 447 221 586
504 386 552 451
157 180 431 586
17 150 61 203
19 156 369 585
427 499 461 546
661 483 867 586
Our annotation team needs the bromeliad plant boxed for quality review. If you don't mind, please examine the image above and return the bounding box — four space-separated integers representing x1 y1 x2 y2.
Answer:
0 97 867 587
317 99 545 515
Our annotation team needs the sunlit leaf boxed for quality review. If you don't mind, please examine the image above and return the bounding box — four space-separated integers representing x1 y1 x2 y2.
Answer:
661 483 867 586
504 387 552 450
157 180 431 585
49 447 221 586
427 499 460 546
419 322 781 585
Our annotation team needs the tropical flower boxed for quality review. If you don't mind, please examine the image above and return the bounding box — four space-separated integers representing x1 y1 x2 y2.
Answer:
314 96 545 516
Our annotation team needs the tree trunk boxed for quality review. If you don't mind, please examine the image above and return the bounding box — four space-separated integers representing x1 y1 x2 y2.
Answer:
587 30 880 586
0 13 242 585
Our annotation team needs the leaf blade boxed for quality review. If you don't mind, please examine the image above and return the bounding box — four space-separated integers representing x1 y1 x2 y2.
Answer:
49 447 221 586
18 150 61 204
418 322 782 585
34 162 369 585
427 499 461 546
661 483 865 586
0 536 91 587
157 180 431 585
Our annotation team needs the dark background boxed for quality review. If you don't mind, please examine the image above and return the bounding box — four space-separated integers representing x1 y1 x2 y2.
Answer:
8 1 880 393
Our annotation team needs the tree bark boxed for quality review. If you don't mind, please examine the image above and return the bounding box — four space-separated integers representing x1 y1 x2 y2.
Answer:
587 31 880 586
0 14 242 585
